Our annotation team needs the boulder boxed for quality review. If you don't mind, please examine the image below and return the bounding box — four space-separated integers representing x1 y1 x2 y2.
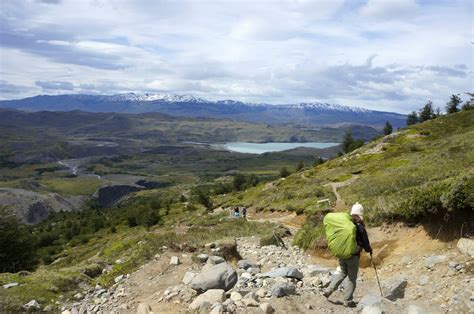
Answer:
208 256 225 265
262 267 303 280
210 304 224 314
238 259 259 270
457 238 474 257
197 253 209 263
357 294 383 310
23 300 40 310
271 283 296 297
383 278 408 301
182 271 197 285
407 304 427 314
190 262 237 293
260 302 275 314
247 267 261 274
424 255 447 268
170 256 180 266
188 289 226 311
230 291 242 301
362 306 383 314
304 265 330 277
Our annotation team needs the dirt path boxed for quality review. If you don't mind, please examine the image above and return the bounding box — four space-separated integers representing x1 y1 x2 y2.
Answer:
324 175 359 212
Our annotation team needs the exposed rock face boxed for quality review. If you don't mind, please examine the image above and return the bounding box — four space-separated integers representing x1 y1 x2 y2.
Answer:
190 263 237 293
95 185 143 208
0 188 86 224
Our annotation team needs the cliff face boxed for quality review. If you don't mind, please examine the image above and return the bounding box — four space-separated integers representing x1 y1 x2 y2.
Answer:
95 185 144 208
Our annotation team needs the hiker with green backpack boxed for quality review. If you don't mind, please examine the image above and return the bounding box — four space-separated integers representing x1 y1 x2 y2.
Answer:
322 202 373 307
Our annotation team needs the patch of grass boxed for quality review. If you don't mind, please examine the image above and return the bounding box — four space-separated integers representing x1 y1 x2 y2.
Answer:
40 177 103 196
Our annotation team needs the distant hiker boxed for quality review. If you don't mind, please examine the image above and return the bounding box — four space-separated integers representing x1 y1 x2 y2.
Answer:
234 207 240 217
242 207 247 220
322 202 373 307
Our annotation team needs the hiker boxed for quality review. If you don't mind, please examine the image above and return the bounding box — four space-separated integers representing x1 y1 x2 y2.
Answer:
242 207 247 220
234 207 240 217
322 202 373 307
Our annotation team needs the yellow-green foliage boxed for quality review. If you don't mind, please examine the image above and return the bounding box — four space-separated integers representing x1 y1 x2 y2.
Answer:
41 177 103 196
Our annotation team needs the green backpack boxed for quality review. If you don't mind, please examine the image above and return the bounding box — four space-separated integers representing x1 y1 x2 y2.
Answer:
323 212 357 259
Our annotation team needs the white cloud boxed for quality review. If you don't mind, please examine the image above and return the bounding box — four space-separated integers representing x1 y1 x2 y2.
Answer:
0 0 471 112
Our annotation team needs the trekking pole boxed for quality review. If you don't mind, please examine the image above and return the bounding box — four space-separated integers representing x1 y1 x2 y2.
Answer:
370 254 384 298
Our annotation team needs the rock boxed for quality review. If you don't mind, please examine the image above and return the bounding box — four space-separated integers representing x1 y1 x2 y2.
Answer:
401 256 412 265
197 253 209 263
163 284 184 301
419 276 429 286
115 259 123 264
255 288 267 298
205 242 217 249
407 304 426 314
357 294 383 310
23 300 40 310
238 259 259 270
62 310 71 314
190 262 237 293
457 238 474 257
260 302 275 314
182 271 197 285
262 267 303 280
114 274 125 283
137 302 153 314
43 305 54 311
362 306 383 314
74 292 84 300
170 256 180 265
271 283 296 297
383 278 408 301
210 304 224 314
247 267 261 274
208 256 225 265
230 292 242 301
189 289 226 311
3 282 19 289
242 298 259 307
304 265 330 277
241 272 252 280
448 261 459 269
424 255 447 268
199 302 212 313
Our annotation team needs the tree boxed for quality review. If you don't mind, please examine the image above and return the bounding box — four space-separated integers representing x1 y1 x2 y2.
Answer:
446 94 462 114
341 131 364 154
383 121 393 135
406 111 419 125
419 101 435 122
0 207 38 272
313 157 325 166
296 161 305 171
279 167 290 178
232 173 246 191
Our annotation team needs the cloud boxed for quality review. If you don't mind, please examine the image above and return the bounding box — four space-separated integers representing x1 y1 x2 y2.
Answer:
0 80 31 94
35 80 74 91
0 0 471 113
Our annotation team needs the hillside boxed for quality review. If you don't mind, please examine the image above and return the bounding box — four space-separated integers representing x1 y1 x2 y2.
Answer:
0 93 407 129
216 110 474 243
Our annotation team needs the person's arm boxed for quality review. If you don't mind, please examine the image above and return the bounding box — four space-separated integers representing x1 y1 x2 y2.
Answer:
358 224 373 254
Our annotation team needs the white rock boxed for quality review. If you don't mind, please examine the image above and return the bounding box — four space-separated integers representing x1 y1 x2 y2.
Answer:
114 275 125 283
260 302 275 314
210 303 224 314
407 304 426 314
182 271 197 285
362 306 383 314
23 300 40 310
188 289 226 311
457 238 474 257
3 282 19 289
170 256 180 265
230 291 242 301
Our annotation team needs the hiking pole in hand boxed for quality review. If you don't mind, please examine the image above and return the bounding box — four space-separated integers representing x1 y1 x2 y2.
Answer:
370 253 384 298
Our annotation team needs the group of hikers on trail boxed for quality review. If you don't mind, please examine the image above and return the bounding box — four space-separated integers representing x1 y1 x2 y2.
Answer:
322 201 373 307
230 206 247 219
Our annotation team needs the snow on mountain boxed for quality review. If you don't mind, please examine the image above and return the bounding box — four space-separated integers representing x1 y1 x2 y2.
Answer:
107 93 206 103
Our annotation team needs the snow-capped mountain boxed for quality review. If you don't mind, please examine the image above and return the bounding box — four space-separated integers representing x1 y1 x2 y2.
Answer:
0 93 406 128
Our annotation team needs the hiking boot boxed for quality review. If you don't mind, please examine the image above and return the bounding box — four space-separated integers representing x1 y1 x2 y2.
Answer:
343 300 355 307
322 290 332 298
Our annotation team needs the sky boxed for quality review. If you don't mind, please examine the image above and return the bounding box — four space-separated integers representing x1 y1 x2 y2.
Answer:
0 0 472 113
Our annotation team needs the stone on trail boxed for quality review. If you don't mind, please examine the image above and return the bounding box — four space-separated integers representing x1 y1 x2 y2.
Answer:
23 300 40 310
271 282 296 297
208 255 226 265
262 266 303 280
242 298 259 307
357 294 383 310
304 265 330 277
230 291 242 301
182 271 197 285
424 255 447 268
197 253 209 263
190 262 237 293
362 306 383 314
457 238 474 257
418 275 429 286
383 277 408 301
407 304 427 314
260 302 275 314
170 256 180 265
114 274 125 283
237 259 259 270
188 289 226 311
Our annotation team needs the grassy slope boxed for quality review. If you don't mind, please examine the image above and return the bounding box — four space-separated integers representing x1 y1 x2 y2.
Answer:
215 111 474 244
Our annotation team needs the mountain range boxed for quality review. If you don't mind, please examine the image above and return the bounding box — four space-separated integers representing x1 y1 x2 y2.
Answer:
0 93 407 129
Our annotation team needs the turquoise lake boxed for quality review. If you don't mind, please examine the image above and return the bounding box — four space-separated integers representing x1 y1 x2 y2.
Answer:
213 142 340 154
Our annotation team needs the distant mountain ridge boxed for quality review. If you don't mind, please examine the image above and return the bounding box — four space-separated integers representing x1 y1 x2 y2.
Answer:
0 93 406 128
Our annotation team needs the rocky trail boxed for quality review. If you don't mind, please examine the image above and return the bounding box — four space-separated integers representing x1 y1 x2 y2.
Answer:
58 219 473 314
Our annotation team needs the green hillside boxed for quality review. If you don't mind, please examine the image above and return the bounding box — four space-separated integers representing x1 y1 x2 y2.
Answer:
216 110 474 246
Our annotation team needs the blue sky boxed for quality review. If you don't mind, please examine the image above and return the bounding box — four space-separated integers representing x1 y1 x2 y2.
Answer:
0 0 472 113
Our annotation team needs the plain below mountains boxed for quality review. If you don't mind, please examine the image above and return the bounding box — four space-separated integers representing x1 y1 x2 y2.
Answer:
0 93 407 129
